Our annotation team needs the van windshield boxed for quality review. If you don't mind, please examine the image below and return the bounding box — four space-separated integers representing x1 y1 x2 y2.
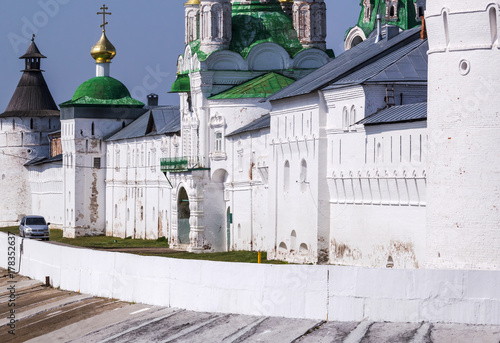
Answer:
26 218 46 225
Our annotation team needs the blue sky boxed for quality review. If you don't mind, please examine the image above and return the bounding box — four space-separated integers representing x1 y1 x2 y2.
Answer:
0 1 360 109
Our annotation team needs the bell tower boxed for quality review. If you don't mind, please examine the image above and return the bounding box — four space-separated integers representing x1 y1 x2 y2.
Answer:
199 0 232 55
293 0 327 51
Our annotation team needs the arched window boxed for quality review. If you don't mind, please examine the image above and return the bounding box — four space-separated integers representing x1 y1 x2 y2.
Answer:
115 204 118 218
91 122 95 136
350 106 357 128
284 160 290 191
390 6 395 17
12 119 15 130
342 107 348 130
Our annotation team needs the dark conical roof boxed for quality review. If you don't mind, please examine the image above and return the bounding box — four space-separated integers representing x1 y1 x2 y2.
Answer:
19 40 47 59
0 38 59 118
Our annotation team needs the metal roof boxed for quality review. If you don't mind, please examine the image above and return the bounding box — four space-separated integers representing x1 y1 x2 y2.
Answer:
266 27 423 102
106 106 180 141
24 154 63 166
331 39 428 86
357 102 427 126
209 73 295 100
227 114 270 137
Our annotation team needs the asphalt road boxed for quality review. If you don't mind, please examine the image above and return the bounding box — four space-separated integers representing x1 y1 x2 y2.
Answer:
1 269 500 342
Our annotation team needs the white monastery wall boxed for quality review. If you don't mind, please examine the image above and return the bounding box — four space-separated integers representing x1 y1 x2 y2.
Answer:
106 135 174 240
0 116 60 225
425 1 500 270
225 129 271 252
3 232 500 326
268 93 329 263
29 163 64 226
324 85 427 268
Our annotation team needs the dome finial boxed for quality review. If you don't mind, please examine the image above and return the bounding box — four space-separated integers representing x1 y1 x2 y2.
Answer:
91 4 116 65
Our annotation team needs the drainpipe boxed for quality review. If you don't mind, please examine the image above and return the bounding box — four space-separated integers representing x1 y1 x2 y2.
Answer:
375 14 383 43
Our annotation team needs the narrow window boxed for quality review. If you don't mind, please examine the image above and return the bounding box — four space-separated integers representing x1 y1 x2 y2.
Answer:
30 118 34 130
342 107 348 130
93 157 101 169
91 122 95 136
115 204 118 218
215 132 222 152
284 160 290 191
443 11 450 47
12 119 15 130
490 7 498 45
350 106 357 128
390 6 395 17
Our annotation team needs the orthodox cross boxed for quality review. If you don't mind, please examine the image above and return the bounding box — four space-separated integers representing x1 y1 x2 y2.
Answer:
97 4 112 32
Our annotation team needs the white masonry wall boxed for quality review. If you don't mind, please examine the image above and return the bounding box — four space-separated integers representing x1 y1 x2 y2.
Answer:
268 92 330 264
0 116 60 226
324 85 428 268
225 128 271 252
3 232 499 326
29 162 64 227
105 135 173 240
425 1 500 270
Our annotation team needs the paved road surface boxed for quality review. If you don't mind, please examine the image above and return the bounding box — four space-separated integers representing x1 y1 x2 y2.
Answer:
1 269 499 342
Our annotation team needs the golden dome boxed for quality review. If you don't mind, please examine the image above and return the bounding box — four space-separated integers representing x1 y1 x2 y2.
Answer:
91 32 116 63
184 0 200 5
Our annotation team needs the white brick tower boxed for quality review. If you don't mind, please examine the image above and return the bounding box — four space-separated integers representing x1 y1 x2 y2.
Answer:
293 0 327 51
199 0 232 54
426 1 500 269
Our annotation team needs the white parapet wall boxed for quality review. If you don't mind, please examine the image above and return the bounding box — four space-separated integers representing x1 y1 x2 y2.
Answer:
1 232 499 325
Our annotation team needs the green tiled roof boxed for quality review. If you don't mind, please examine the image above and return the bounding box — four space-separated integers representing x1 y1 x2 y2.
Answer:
209 72 295 99
60 76 144 108
170 74 191 93
350 0 421 38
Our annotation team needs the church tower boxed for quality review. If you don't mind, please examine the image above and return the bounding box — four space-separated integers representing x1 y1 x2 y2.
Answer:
0 36 60 226
293 0 327 51
426 1 500 269
199 0 232 54
60 5 145 238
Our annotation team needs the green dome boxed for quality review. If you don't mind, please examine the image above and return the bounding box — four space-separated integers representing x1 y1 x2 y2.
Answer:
72 76 131 101
230 2 303 58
